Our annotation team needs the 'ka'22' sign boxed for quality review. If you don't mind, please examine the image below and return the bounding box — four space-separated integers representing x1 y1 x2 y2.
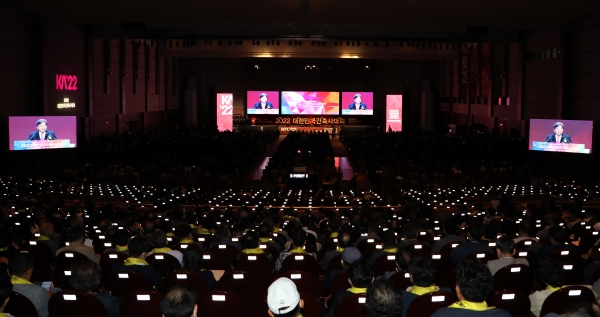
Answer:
56 74 78 91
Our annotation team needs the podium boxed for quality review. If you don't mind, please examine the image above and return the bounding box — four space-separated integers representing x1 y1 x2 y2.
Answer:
13 139 75 150
531 142 590 153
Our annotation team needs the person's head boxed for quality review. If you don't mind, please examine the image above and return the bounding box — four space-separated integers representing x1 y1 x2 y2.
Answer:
402 222 418 239
467 220 485 241
347 259 374 288
260 93 268 103
40 222 54 237
455 258 494 302
112 229 131 247
328 218 341 233
408 256 435 287
9 252 35 278
267 278 303 317
367 221 380 235
160 285 198 317
553 122 565 136
380 230 397 248
341 247 363 267
182 243 204 274
495 235 515 257
537 258 565 288
150 230 168 249
338 231 353 249
395 246 413 271
518 220 533 237
70 258 101 292
549 225 569 244
215 224 231 240
65 225 85 243
290 230 306 248
128 236 152 258
354 94 362 104
258 223 272 238
36 119 48 132
174 224 192 240
365 279 402 317
444 218 459 235
241 231 260 249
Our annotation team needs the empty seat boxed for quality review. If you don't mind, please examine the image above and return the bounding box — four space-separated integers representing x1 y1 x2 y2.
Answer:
48 291 108 317
492 264 534 294
488 289 531 317
103 271 153 297
406 291 457 317
119 290 163 317
372 254 397 277
540 285 595 316
162 270 208 295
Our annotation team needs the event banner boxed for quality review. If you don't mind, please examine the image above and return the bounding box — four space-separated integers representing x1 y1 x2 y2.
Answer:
386 95 403 132
9 116 77 151
249 115 371 126
529 119 593 154
281 91 340 115
216 93 233 132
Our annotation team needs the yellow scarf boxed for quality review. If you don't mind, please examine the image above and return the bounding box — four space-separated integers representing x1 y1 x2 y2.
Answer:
383 247 398 253
242 248 264 254
198 228 210 235
0 313 13 317
166 232 175 237
0 247 9 252
546 285 563 291
259 238 271 243
330 232 339 238
448 301 493 311
336 248 344 252
348 287 367 294
11 275 32 285
116 245 128 252
180 239 194 244
124 257 149 266
37 236 51 241
410 285 438 296
273 226 280 233
152 247 171 253
290 247 306 254
189 224 197 229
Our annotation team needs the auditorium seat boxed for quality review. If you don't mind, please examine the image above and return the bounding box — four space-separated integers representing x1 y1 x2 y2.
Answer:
21 249 52 283
372 254 397 277
23 240 55 263
235 253 274 285
52 269 74 291
492 264 534 294
464 251 493 264
119 290 163 317
280 271 322 298
48 291 108 317
561 261 584 285
323 238 340 252
388 271 412 292
210 243 239 266
201 252 231 271
335 293 366 317
514 239 539 251
577 231 599 255
514 250 538 272
100 252 128 281
356 238 381 259
410 243 431 256
56 250 89 269
145 253 181 277
103 271 153 297
548 248 580 264
406 291 457 317
488 289 531 317
197 290 249 317
438 269 457 293
540 286 595 316
162 270 209 295
280 254 320 278
259 243 280 260
430 253 454 282
439 241 463 258
217 270 265 306
326 254 343 273
5 291 38 317
329 270 350 295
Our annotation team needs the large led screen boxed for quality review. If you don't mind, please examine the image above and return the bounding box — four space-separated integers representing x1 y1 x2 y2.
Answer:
281 91 339 115
529 119 593 154
246 91 279 115
386 95 403 132
217 93 233 132
9 116 77 150
341 92 374 115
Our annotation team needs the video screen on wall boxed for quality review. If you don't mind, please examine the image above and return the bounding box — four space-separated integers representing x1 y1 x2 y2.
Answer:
341 92 374 115
529 119 593 154
281 91 340 115
246 91 279 115
8 116 77 151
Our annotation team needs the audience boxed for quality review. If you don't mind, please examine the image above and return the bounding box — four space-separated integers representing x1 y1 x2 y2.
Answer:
160 285 197 317
70 258 121 317
0 269 11 317
530 258 567 317
432 218 466 253
181 243 216 290
275 230 317 272
486 235 529 276
56 225 98 262
149 230 183 265
449 220 494 265
322 247 363 290
110 236 163 289
239 230 273 263
366 279 402 317
324 259 374 317
9 252 56 317
267 278 304 317
401 256 450 317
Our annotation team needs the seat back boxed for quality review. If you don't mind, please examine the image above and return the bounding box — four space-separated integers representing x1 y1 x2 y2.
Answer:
162 270 208 295
430 253 454 282
356 238 381 256
464 251 492 264
437 269 457 292
488 289 531 317
372 253 397 277
548 248 580 263
406 291 457 317
388 271 412 292
439 241 463 257
20 249 52 283
492 264 534 294
330 270 350 295
201 252 230 271
411 243 432 256
99 252 128 280
103 271 153 297
56 250 89 269
280 253 320 278
514 250 538 271
514 239 539 251
52 268 75 291
197 290 249 317
561 261 584 285
119 290 163 317
217 270 265 305
5 291 38 317
23 240 55 262
280 271 322 298
146 253 181 277
540 286 595 316
335 294 366 317
48 291 108 317
210 243 239 267
326 254 343 273
235 253 274 285
300 292 324 317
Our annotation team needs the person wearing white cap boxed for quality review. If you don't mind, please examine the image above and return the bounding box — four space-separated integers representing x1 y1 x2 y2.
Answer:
267 278 304 317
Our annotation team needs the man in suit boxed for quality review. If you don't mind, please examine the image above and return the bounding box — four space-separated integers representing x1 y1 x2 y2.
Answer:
28 118 57 140
486 235 528 276
545 122 572 143
348 94 368 110
253 93 274 109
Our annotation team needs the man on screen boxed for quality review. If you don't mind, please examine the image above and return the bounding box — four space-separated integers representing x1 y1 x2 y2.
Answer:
348 94 368 110
28 119 57 140
545 122 572 143
253 93 274 109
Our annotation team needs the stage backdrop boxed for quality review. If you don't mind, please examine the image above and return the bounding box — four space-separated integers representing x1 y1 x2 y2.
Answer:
217 93 233 132
9 116 77 150
386 95 403 131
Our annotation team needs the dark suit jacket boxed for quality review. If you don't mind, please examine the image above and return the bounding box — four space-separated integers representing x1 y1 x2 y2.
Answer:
545 133 572 143
253 102 274 109
348 103 368 110
28 131 57 140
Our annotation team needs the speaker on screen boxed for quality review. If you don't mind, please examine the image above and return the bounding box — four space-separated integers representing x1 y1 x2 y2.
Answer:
529 119 593 154
9 116 77 151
